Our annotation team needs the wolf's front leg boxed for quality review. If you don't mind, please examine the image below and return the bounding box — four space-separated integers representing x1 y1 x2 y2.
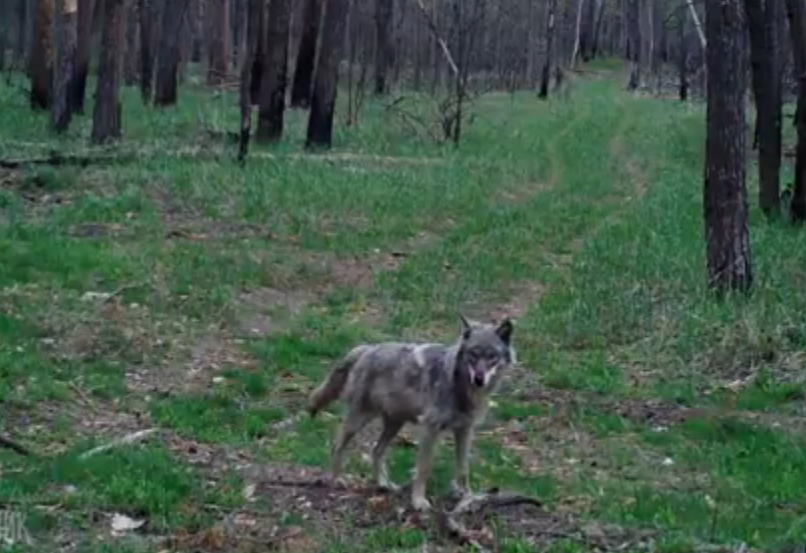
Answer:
450 425 473 498
411 425 439 511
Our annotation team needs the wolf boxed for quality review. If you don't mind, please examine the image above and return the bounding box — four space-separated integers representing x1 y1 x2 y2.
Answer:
306 315 516 511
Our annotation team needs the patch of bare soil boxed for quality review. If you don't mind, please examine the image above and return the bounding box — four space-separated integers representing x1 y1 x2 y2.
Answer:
464 281 546 327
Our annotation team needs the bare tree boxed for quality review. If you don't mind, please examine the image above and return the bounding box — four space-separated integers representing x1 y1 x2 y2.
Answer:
154 0 192 106
626 0 641 89
704 0 752 294
745 0 782 218
256 0 291 142
207 0 230 85
290 0 321 108
91 0 125 143
70 0 96 112
375 0 394 94
306 0 350 148
124 0 140 85
138 0 155 103
30 0 54 110
539 0 557 98
785 0 806 222
52 0 77 132
238 0 262 162
678 6 688 100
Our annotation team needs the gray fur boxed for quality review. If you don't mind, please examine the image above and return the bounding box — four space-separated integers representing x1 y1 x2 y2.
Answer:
306 316 516 511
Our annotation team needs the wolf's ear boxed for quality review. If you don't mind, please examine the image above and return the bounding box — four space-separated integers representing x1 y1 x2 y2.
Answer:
459 313 472 340
495 318 513 345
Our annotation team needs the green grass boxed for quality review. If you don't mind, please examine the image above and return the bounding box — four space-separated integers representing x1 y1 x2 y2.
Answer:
2 63 806 551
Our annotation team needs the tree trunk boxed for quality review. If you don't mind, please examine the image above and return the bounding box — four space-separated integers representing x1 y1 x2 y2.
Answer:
290 0 321 108
91 0 124 143
786 0 806 221
591 0 607 58
153 0 191 106
305 0 349 149
745 0 782 218
70 0 95 113
207 0 230 85
30 0 54 110
375 0 395 94
678 7 688 100
256 0 290 142
626 0 640 89
15 0 29 63
124 0 139 85
249 0 266 104
704 0 752 294
238 0 262 162
581 0 596 60
539 0 556 98
138 0 154 103
52 0 77 132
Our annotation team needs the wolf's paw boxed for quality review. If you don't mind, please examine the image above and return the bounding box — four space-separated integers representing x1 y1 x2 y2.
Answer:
411 494 432 512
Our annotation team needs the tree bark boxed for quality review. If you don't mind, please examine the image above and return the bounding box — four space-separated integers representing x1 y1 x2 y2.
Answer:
704 0 752 294
153 0 192 106
785 0 806 221
238 0 262 162
15 0 29 63
374 0 393 94
52 0 77 132
626 0 640 89
249 0 266 104
305 0 349 149
30 0 54 110
290 0 321 108
591 0 607 58
91 0 124 144
256 0 290 142
138 0 155 103
124 0 139 85
70 0 96 113
207 0 230 85
678 6 688 100
745 0 782 218
581 0 596 60
539 0 556 98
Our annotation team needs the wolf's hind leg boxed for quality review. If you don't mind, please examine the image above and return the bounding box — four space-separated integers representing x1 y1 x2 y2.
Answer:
330 408 373 483
372 417 404 491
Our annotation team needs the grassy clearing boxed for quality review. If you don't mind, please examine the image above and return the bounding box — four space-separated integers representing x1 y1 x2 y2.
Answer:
2 65 806 552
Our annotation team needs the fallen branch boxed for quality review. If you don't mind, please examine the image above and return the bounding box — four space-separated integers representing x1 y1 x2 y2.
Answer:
450 488 544 515
0 434 32 456
79 428 159 460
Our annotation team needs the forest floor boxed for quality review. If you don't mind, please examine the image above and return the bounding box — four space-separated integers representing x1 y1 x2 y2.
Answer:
2 64 806 553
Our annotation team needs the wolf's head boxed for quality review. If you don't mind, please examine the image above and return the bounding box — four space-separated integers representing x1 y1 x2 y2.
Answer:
456 315 515 392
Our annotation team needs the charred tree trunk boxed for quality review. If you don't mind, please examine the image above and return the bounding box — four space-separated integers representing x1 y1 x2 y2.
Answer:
153 0 192 106
91 0 124 143
704 0 752 294
207 0 230 85
678 7 688 100
626 0 640 89
256 0 290 142
374 0 393 95
745 0 782 218
238 0 262 162
786 0 806 221
305 0 349 149
52 0 77 132
539 0 557 98
30 0 54 110
290 0 321 108
138 0 154 103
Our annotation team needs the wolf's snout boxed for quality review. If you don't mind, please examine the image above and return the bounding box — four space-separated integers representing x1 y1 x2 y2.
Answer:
473 372 485 387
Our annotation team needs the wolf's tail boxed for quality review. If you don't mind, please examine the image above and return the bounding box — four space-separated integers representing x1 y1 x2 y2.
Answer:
307 346 367 417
